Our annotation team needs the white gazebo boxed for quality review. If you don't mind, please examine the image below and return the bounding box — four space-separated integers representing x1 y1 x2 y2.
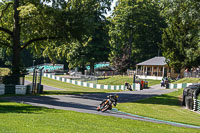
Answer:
136 56 169 80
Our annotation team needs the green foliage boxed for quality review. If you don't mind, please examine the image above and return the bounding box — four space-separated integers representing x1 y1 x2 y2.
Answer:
0 68 10 76
160 0 200 71
109 0 165 72
0 0 113 77
66 20 111 73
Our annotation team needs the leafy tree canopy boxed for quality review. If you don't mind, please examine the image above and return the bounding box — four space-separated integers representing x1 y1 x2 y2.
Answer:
109 0 165 72
0 0 112 78
160 0 200 71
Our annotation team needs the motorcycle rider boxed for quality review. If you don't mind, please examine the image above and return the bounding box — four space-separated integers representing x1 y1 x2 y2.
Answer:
124 82 132 91
98 94 118 111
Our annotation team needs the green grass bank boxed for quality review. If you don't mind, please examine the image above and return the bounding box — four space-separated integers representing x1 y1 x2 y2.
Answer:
117 88 200 126
0 100 199 133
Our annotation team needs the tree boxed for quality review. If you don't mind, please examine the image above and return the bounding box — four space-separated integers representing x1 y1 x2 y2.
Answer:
109 0 165 73
160 0 200 72
0 0 112 83
43 1 112 74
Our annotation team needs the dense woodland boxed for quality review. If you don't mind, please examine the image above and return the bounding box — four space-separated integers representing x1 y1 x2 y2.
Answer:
0 0 199 77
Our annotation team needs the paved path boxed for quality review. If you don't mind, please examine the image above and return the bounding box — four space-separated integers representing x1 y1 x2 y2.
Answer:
25 80 63 91
2 82 200 129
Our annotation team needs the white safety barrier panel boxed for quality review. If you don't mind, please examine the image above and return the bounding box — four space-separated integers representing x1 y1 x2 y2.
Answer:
135 84 141 91
0 84 5 95
15 85 27 95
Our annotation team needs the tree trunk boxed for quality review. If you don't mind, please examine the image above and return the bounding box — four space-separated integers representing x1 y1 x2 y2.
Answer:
11 0 21 84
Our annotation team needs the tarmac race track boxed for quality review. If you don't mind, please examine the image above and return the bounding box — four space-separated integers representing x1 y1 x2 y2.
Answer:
1 83 200 129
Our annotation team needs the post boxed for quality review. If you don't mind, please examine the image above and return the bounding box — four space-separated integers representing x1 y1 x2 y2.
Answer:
34 70 38 93
157 66 159 76
38 67 44 94
145 66 147 75
136 66 138 75
162 66 165 77
32 68 36 94
143 66 145 75
33 60 35 68
133 71 136 83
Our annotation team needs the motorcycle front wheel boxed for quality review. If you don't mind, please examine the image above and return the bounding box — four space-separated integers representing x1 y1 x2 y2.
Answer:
101 102 110 112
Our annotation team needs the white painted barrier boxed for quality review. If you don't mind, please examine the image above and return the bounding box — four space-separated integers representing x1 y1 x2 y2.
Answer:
15 85 26 95
0 84 5 95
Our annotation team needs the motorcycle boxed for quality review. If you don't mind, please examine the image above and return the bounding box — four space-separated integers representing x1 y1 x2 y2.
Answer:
96 95 118 112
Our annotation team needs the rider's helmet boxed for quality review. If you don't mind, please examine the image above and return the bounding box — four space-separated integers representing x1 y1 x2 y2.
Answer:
114 94 118 99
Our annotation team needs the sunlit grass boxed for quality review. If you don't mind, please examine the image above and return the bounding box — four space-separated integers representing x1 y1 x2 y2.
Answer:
117 89 200 126
172 78 200 83
0 100 198 133
25 76 120 95
97 76 160 86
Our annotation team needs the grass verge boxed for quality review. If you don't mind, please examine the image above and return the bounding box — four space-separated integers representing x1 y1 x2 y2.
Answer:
117 88 200 126
0 100 199 133
25 76 120 95
97 76 160 86
172 78 200 84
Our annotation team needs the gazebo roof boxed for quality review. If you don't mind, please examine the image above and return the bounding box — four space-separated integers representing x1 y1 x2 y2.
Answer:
136 56 167 66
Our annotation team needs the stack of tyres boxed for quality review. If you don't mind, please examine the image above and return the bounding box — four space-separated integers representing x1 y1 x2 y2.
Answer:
182 87 191 106
183 84 200 110
185 96 193 109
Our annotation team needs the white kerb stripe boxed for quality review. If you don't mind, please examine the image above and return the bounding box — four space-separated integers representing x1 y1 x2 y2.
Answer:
83 82 87 87
104 85 108 89
111 86 114 90
177 83 182 89
78 81 81 86
121 85 124 90
72 80 75 84
66 79 70 83
90 83 93 88
116 86 119 90
96 84 101 89
170 84 174 89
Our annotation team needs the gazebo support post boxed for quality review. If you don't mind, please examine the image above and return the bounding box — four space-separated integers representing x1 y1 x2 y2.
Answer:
162 66 165 77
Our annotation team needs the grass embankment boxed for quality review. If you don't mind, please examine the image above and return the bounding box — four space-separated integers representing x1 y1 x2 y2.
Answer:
25 76 120 95
0 100 198 133
27 75 200 127
97 76 160 86
0 68 10 76
117 88 200 126
172 78 200 84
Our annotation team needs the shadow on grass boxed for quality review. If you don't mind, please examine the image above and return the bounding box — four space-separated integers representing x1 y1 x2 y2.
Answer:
0 101 56 114
133 94 181 106
43 91 108 95
0 95 97 113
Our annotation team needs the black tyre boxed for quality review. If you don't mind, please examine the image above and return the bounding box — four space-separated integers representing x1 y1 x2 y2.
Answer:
101 103 110 112
96 102 105 111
